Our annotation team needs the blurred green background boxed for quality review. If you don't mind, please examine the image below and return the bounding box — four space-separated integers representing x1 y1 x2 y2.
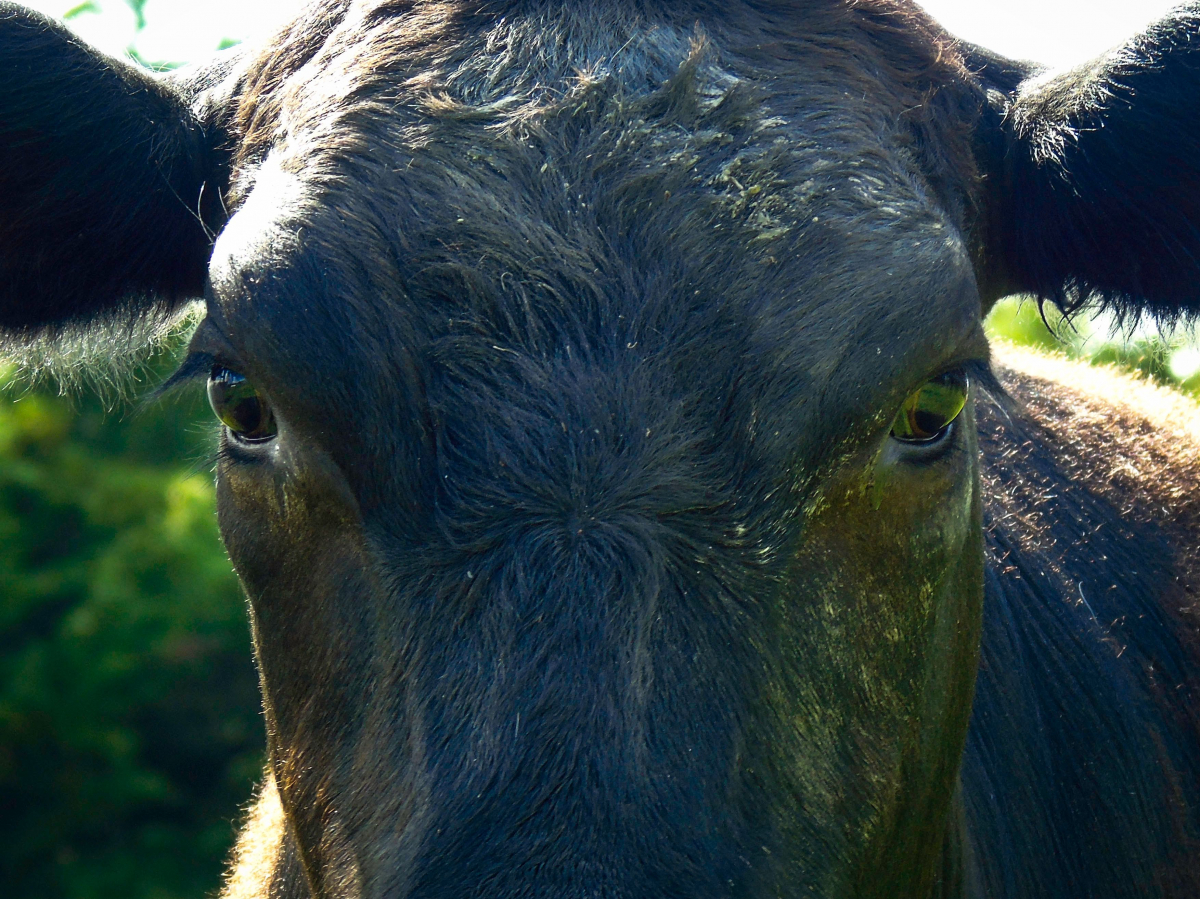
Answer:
1 9 268 899
0 357 261 898
2 3 1200 898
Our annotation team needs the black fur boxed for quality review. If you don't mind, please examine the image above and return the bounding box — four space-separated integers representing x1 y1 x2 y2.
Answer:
967 386 1200 897
0 3 226 331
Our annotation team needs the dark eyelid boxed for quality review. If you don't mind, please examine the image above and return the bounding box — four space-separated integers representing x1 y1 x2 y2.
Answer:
925 322 994 396
948 321 990 373
892 319 989 402
187 316 239 359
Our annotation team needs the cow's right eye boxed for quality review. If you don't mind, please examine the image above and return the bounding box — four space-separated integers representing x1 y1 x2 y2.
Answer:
890 370 969 444
207 366 277 442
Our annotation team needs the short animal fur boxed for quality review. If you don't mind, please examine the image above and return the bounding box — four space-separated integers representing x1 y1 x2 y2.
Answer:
1 1 1198 896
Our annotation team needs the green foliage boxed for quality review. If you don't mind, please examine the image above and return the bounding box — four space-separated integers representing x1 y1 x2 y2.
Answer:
0 362 261 899
985 297 1200 399
982 296 1065 354
62 2 100 20
123 0 147 31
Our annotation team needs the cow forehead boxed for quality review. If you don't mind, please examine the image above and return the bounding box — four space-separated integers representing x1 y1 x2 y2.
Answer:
210 1 980 478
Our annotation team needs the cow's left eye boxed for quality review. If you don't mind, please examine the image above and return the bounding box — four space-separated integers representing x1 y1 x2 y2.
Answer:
891 370 968 443
207 366 277 442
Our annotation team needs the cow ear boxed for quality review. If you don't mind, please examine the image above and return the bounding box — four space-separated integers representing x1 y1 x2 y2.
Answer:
0 4 232 335
972 6 1200 322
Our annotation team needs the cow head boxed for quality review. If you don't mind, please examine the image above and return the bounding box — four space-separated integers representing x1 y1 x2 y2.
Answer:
3 1 1198 896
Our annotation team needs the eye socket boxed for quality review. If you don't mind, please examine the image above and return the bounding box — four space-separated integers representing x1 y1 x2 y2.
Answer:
207 366 277 442
890 369 969 444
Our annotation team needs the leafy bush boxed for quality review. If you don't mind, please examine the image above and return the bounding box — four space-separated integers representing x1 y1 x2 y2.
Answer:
0 364 261 899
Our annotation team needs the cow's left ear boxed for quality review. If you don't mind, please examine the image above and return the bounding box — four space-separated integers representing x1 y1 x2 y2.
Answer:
0 4 234 334
971 5 1200 320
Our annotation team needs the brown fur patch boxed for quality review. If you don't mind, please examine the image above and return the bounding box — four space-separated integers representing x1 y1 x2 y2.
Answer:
983 342 1200 894
990 341 1200 581
991 346 1200 774
988 341 1200 668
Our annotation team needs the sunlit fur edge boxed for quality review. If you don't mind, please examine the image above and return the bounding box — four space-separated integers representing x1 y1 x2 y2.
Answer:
0 301 205 407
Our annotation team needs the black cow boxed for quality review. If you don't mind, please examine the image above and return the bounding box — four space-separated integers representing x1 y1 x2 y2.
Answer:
1 1 1198 896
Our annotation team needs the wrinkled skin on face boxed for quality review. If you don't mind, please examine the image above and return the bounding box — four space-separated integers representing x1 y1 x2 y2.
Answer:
191 3 988 895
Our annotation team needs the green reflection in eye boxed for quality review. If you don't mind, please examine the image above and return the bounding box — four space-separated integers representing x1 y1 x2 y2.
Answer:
891 370 969 443
207 366 277 441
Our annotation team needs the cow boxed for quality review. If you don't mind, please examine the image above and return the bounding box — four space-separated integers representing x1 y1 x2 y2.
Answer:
1 0 1198 896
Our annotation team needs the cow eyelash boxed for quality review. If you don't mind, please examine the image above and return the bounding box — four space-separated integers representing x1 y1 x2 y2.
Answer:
153 351 218 399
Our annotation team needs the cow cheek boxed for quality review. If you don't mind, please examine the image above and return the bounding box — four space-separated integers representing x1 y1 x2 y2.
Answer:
214 445 396 894
773 412 982 889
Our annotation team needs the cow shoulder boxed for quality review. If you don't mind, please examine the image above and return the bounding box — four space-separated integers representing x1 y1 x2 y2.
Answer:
965 342 1200 898
987 341 1200 600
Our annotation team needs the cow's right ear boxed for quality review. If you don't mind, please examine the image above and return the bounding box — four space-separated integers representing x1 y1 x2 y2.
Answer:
966 6 1200 321
0 4 233 334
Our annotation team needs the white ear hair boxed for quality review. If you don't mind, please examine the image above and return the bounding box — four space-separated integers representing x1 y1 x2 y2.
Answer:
0 302 205 404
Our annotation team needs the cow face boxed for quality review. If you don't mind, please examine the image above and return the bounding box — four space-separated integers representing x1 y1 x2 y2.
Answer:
196 7 987 894
4 1 1199 897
